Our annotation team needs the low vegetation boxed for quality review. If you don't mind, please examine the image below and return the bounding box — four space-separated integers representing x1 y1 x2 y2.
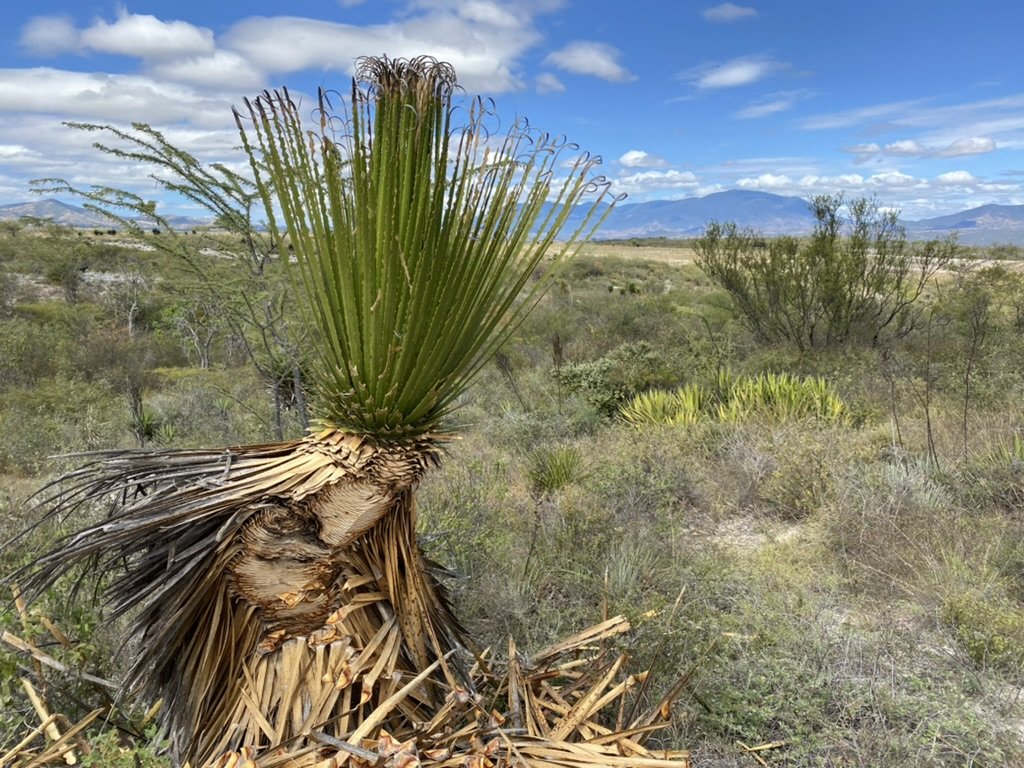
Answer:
3 211 1024 765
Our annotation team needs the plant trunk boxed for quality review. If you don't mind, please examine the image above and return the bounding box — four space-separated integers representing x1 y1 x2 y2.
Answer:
178 487 462 765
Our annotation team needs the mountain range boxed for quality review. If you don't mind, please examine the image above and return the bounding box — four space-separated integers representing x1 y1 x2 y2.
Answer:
0 198 206 231
3 192 1024 246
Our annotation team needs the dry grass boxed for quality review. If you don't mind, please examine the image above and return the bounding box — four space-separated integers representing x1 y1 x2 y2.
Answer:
578 242 699 265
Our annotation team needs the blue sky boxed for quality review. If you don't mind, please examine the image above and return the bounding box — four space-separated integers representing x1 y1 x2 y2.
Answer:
0 1 1022 219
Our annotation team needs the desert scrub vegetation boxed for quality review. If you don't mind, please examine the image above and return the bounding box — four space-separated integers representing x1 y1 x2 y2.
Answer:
4 199 1024 765
697 195 957 350
620 370 851 427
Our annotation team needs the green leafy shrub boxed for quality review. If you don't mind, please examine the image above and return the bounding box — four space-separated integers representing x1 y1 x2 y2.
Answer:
697 195 956 349
943 589 1024 672
555 341 670 415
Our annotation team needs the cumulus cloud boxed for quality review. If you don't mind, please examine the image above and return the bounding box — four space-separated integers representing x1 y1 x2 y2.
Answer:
802 94 1024 160
0 68 238 129
717 161 1020 218
619 150 666 168
20 15 80 56
0 144 42 163
612 169 699 197
939 137 997 156
797 174 865 188
22 5 558 95
535 72 565 94
737 173 792 190
79 10 215 60
543 41 635 82
684 56 785 89
224 15 538 93
148 50 264 91
867 170 922 188
733 169 931 196
935 170 977 185
884 139 928 156
702 3 757 22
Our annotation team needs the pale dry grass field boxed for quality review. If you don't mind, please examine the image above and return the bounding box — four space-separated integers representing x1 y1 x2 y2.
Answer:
579 241 699 264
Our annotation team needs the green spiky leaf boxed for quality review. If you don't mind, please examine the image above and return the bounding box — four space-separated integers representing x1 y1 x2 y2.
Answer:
237 57 614 439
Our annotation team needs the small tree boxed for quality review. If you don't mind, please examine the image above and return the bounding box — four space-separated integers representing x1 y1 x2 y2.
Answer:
33 124 312 437
162 291 223 368
697 195 956 350
44 246 88 303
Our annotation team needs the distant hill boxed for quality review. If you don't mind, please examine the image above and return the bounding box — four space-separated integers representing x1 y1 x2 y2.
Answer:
584 190 815 239
0 198 110 228
904 203 1024 246
0 198 211 230
4 194 1024 245
582 191 1024 245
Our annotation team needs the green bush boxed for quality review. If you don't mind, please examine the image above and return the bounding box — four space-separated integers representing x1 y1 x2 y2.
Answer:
943 589 1024 672
555 341 672 415
697 195 956 349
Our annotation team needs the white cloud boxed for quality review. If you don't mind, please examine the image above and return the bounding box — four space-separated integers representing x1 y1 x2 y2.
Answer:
619 150 666 168
685 56 785 89
846 136 998 162
884 139 928 156
736 99 790 119
978 182 1021 193
935 170 977 185
22 5 557 96
148 51 264 91
736 89 811 119
797 174 865 188
20 15 80 56
845 143 881 161
543 41 635 83
224 15 538 93
0 68 238 129
939 137 996 156
702 3 757 22
801 98 928 130
535 72 565 94
457 1 522 28
78 11 215 61
612 169 699 197
737 173 792 189
868 170 922 188
0 144 41 162
804 94 1024 160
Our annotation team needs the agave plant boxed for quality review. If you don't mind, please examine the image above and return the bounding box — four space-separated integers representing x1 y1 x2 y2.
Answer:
9 57 616 766
621 372 849 427
619 384 707 427
723 371 850 424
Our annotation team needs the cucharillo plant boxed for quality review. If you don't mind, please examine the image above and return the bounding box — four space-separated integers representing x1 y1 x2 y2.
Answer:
7 57 654 768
